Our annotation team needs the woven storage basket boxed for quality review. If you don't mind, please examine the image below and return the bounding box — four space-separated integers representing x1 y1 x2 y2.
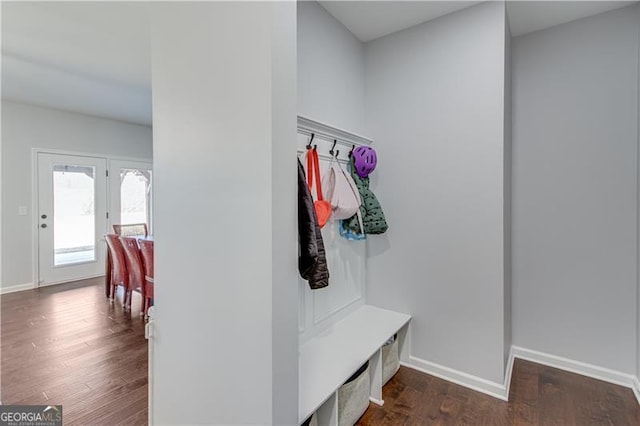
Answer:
382 335 400 385
337 362 370 426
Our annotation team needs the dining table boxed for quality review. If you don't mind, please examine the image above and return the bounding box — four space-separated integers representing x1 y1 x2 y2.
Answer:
105 235 154 298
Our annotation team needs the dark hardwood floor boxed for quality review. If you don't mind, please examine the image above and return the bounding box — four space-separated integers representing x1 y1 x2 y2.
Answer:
1 277 147 425
358 362 640 425
3 279 639 425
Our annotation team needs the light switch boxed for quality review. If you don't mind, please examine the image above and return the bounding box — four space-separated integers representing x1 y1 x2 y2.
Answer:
18 206 28 216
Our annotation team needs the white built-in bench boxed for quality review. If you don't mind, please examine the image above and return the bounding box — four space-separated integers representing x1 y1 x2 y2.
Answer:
298 305 411 425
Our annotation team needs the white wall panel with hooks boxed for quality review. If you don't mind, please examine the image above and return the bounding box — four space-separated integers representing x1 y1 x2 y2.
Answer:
297 116 373 344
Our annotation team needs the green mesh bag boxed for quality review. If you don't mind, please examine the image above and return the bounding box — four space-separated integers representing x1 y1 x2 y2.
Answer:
344 157 388 235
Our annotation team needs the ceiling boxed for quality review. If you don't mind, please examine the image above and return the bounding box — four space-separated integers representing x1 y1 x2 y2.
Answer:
319 1 482 42
1 2 152 125
2 1 637 126
506 1 637 36
320 1 637 41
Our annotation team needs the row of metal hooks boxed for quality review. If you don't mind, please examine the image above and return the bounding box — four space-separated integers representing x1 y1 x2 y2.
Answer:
305 133 356 159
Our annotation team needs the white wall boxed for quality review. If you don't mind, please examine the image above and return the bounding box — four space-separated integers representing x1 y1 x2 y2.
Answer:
150 2 297 424
504 10 513 369
271 2 299 423
297 1 366 136
365 1 510 385
637 3 640 380
512 5 639 374
0 100 152 289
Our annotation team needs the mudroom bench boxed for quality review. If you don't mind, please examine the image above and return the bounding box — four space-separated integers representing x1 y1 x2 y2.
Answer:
298 305 411 425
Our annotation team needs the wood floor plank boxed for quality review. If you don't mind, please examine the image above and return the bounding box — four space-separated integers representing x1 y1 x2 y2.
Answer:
2 277 148 425
510 358 539 425
358 362 640 426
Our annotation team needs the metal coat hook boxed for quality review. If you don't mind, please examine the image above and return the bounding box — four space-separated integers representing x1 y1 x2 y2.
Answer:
306 133 315 149
329 139 337 156
349 144 355 157
334 149 340 158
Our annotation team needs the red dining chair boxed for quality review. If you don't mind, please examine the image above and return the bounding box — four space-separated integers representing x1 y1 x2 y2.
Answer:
104 234 129 306
138 239 154 318
113 223 148 237
119 236 146 315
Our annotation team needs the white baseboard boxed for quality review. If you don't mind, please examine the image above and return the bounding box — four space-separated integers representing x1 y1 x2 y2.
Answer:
503 346 516 398
1 274 105 295
369 397 384 406
511 346 636 390
632 377 640 405
402 356 510 401
403 346 640 405
1 282 34 294
38 273 104 288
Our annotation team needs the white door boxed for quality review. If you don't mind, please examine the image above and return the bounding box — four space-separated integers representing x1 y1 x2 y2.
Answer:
37 153 108 286
108 160 153 233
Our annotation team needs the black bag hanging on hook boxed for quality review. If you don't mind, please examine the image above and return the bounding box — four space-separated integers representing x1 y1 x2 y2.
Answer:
298 158 329 289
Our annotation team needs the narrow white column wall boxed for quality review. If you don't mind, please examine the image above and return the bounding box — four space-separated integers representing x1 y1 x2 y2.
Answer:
503 8 513 370
364 1 510 386
0 30 3 401
512 5 638 375
636 3 640 382
150 2 297 424
271 2 299 424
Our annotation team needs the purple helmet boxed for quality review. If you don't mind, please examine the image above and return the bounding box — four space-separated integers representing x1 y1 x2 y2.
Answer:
353 146 377 178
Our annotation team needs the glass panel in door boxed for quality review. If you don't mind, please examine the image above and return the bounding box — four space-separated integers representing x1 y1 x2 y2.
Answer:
53 164 97 266
120 168 152 227
108 160 153 234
